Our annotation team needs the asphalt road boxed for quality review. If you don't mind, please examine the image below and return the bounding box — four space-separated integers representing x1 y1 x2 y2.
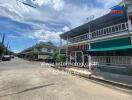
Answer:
0 58 41 70
0 58 131 100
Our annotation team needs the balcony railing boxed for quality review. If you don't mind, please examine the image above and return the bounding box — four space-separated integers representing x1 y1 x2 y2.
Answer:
68 22 128 44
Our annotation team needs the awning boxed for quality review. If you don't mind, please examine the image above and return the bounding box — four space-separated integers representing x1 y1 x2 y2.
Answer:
87 45 132 52
60 13 127 40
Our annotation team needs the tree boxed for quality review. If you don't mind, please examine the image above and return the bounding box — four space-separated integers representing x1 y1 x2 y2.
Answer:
53 52 66 62
0 43 4 55
0 33 5 55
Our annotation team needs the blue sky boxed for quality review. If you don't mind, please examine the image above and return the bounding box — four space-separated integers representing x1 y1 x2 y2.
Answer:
0 0 121 53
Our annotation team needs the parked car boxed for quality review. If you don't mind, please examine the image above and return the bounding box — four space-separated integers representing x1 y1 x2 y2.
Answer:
2 55 11 61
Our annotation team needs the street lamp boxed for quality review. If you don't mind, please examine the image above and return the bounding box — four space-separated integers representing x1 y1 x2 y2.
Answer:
16 0 37 8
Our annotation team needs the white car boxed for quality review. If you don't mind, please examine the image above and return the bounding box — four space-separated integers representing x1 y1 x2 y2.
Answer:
2 55 11 61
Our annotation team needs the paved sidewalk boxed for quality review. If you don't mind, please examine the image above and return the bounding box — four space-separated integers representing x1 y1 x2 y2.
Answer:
52 66 132 90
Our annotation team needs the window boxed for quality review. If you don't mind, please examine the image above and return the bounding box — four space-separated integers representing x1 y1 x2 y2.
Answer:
47 49 51 52
85 34 87 39
101 29 103 35
98 30 101 36
80 36 82 41
115 26 119 32
119 24 122 31
106 28 109 34
126 23 128 29
104 29 106 34
94 32 96 37
92 32 94 38
109 27 111 33
84 34 87 40
96 31 99 37
122 24 126 30
112 26 115 33
41 48 47 52
93 31 96 37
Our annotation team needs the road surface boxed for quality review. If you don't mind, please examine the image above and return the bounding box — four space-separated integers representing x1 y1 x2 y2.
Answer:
0 58 131 100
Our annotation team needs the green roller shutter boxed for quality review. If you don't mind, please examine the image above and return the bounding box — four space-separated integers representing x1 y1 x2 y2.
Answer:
88 45 132 52
91 37 131 49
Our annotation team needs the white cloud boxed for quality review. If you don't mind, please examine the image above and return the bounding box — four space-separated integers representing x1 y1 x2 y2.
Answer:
0 0 122 51
0 0 36 21
62 26 70 32
31 0 64 11
8 35 18 38
97 0 122 7
58 4 108 28
31 0 45 6
30 29 62 43
56 0 122 28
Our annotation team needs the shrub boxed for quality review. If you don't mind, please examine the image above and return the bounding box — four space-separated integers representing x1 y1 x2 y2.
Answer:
53 52 66 62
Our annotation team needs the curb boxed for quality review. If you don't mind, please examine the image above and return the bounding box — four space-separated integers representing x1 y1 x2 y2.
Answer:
51 66 132 93
89 75 132 90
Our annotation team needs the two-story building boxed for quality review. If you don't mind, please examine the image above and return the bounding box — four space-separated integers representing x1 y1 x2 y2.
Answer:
19 42 57 61
60 1 132 69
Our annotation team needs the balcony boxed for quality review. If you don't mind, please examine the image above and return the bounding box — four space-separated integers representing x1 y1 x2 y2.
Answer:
68 22 128 44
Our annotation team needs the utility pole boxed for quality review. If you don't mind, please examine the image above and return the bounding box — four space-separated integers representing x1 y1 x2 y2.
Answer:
66 35 69 66
86 15 94 70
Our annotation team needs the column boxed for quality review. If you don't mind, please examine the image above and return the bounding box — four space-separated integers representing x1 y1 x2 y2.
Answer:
75 51 77 66
89 54 92 70
128 18 132 31
82 54 84 66
88 43 92 70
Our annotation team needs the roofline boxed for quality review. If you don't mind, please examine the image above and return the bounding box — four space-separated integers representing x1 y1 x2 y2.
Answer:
60 13 109 39
60 11 127 40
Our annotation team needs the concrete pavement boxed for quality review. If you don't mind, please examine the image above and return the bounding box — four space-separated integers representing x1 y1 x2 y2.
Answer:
0 58 131 100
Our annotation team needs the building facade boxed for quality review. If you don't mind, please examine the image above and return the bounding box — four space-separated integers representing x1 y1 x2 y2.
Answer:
60 1 132 68
19 42 57 61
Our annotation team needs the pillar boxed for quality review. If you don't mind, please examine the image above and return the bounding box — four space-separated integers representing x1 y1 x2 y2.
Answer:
75 51 77 66
82 54 84 66
128 18 132 31
88 43 92 70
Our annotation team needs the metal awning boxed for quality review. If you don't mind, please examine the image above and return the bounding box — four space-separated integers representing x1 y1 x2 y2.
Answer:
60 13 127 40
87 45 132 52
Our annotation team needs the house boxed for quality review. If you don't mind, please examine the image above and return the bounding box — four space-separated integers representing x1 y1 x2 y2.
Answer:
60 1 132 69
19 42 57 61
